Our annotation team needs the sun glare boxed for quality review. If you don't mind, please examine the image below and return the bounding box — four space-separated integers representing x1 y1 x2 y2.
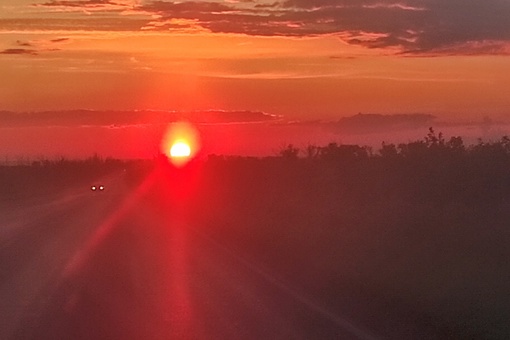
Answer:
170 141 191 158
161 122 200 167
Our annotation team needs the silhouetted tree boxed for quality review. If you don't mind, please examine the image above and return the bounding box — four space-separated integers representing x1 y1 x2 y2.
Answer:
425 127 445 148
279 144 300 160
379 142 398 158
304 144 320 160
319 143 369 162
446 136 465 152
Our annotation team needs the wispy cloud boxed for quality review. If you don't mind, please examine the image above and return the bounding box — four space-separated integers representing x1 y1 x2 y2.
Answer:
24 0 510 55
0 36 70 55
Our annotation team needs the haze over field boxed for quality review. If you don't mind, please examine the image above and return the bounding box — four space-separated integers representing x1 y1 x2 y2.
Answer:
0 110 509 160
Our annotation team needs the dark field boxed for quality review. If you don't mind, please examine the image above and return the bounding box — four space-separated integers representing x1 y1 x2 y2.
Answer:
2 131 510 339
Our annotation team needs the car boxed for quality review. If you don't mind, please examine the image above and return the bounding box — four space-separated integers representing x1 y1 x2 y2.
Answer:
91 185 105 192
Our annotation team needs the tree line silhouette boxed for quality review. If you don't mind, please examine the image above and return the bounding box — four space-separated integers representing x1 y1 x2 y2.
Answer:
197 128 510 339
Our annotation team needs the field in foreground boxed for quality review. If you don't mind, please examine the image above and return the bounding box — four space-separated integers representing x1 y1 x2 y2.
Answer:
2 133 510 339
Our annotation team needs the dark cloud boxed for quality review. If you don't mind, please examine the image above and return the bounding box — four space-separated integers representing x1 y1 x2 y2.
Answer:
147 0 510 54
16 40 33 47
0 48 38 55
37 0 120 8
50 37 71 43
33 0 510 55
328 113 436 134
287 113 437 135
0 110 280 128
285 0 510 54
0 17 147 31
142 1 231 13
31 0 140 16
254 2 280 9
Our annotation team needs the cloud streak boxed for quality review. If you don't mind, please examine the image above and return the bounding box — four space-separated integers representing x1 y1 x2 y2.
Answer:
0 110 281 128
0 36 71 55
0 48 38 55
33 0 140 13
327 112 437 134
25 0 510 55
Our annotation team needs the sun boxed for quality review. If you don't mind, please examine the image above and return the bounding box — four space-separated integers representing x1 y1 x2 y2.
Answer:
170 141 191 158
161 122 200 167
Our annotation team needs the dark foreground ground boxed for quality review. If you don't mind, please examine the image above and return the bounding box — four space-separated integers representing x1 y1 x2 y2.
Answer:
2 138 510 339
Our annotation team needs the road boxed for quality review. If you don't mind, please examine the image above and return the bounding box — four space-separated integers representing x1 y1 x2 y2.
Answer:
0 169 382 340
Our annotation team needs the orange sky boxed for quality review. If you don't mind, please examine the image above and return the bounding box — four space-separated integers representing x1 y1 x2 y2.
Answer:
1 0 510 158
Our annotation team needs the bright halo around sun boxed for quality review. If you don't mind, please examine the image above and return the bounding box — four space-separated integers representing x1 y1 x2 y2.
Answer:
161 122 200 167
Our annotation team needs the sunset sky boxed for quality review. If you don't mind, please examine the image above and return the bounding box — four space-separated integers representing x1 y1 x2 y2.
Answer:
1 0 510 158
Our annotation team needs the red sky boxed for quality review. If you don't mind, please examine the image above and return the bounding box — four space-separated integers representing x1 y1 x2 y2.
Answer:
1 0 510 159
